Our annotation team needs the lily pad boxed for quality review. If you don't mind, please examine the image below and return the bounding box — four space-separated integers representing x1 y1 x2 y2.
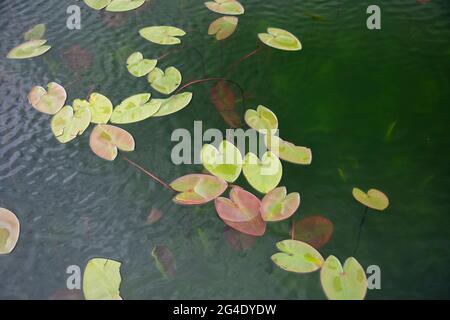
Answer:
89 124 135 161
244 105 278 134
24 23 46 41
84 0 111 10
7 39 51 59
271 239 324 273
261 187 300 222
51 104 92 144
148 66 182 95
83 258 122 300
352 188 389 211
224 228 256 251
106 0 146 12
151 92 193 117
208 16 238 40
110 93 162 124
0 208 20 255
139 26 186 45
28 82 67 115
258 28 302 51
215 186 260 222
320 255 367 300
152 245 176 279
222 213 266 237
265 135 312 165
293 215 334 249
146 208 163 225
127 52 157 78
170 174 227 205
87 92 113 124
204 0 245 15
201 140 242 182
243 151 282 194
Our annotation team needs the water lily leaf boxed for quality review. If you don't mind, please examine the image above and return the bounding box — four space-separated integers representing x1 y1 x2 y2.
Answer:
51 104 92 144
24 23 46 41
201 140 242 182
243 151 282 194
258 28 302 51
89 124 135 161
83 258 122 300
84 0 111 10
87 92 113 124
146 208 163 225
205 0 245 15
0 208 20 255
7 40 51 59
294 215 334 249
28 82 67 115
211 80 235 112
222 213 266 237
244 105 278 134
352 188 389 211
261 187 300 222
224 228 256 251
106 0 145 12
265 135 312 165
152 245 176 279
147 66 182 95
320 256 367 300
271 239 324 273
127 52 157 78
215 186 260 222
170 174 228 205
208 16 238 40
110 93 161 124
151 92 193 117
139 26 186 45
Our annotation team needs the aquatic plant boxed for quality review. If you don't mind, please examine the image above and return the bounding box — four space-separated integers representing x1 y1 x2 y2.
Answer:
139 26 186 45
0 208 20 255
205 0 245 15
293 215 334 249
258 28 302 51
208 16 239 40
83 258 122 300
84 0 146 12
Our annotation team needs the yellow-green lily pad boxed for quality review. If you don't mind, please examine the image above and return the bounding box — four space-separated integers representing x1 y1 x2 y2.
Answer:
170 174 228 205
244 105 278 134
139 26 186 45
83 258 122 300
127 52 157 78
208 16 238 40
7 40 51 59
205 0 244 15
352 188 389 211
0 208 20 255
265 135 312 165
201 140 242 182
147 66 182 95
151 92 193 117
84 0 111 10
87 92 113 124
261 187 300 222
215 186 261 222
24 23 46 41
258 28 302 51
106 0 145 12
51 104 92 144
28 82 67 115
89 124 135 161
271 239 324 273
243 151 282 194
110 93 162 124
320 255 367 300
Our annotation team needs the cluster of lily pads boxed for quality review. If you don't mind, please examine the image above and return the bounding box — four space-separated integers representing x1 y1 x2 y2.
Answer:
206 0 243 40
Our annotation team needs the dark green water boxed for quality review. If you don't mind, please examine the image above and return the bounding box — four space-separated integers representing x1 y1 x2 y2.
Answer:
0 0 449 299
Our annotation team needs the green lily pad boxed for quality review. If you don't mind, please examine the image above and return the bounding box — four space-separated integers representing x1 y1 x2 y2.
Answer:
24 23 46 41
127 52 157 78
215 186 261 222
7 40 51 59
151 92 193 117
243 151 282 194
0 208 20 255
258 28 302 51
139 26 186 45
51 104 92 144
28 82 67 115
271 239 324 273
265 135 312 165
261 187 300 222
106 0 146 12
244 105 278 134
201 140 242 182
152 245 176 279
110 93 162 124
84 0 111 10
352 188 389 211
204 0 245 15
89 124 135 161
320 255 367 300
208 16 238 40
83 258 122 300
148 66 182 95
87 92 113 124
170 174 228 205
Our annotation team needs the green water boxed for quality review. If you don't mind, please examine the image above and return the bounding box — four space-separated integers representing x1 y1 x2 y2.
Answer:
0 0 449 299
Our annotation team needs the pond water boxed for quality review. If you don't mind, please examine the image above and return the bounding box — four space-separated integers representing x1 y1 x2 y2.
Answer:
0 0 449 299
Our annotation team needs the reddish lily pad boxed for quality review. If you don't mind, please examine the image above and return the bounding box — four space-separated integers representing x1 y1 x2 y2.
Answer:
28 82 67 115
293 215 334 249
261 187 300 222
0 208 20 255
222 213 266 237
208 16 238 40
146 208 163 225
215 187 261 222
224 228 256 251
170 174 228 205
89 124 135 161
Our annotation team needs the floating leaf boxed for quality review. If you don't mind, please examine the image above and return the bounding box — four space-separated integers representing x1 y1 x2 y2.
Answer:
110 93 161 124
258 28 302 51
244 105 278 133
146 208 163 225
224 228 256 251
127 52 157 78
293 215 334 249
24 23 46 41
63 44 92 71
51 104 92 144
148 66 182 95
84 0 111 10
201 140 242 182
211 81 235 112
0 208 20 255
87 92 113 124
7 40 51 59
152 245 176 279
83 258 122 300
151 92 193 117
261 187 300 222
320 256 367 300
28 82 67 115
139 26 186 45
205 0 245 15
271 239 324 273
215 186 260 222
106 0 146 12
222 214 266 237
89 124 135 161
352 188 389 211
265 135 312 165
243 151 282 194
208 16 238 40
170 174 227 205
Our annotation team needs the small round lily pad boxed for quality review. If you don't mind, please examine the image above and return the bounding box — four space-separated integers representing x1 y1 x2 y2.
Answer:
0 208 20 255
84 0 112 10
204 0 245 15
83 258 122 300
258 28 302 51
151 92 193 117
139 26 186 45
51 103 92 144
7 40 51 59
87 92 113 124
271 239 324 273
244 105 278 134
106 0 146 12
170 174 228 205
294 215 334 249
208 16 238 40
89 124 135 161
28 82 67 115
201 140 242 182
215 186 261 222
261 186 300 222
127 52 157 78
110 93 162 124
352 188 389 211
243 151 282 194
265 135 312 165
148 66 182 95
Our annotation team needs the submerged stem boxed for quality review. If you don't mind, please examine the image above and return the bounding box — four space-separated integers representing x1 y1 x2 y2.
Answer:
353 206 369 256
228 46 263 72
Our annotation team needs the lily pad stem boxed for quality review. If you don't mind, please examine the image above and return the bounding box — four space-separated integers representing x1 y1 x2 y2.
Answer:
353 206 369 256
228 46 263 72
